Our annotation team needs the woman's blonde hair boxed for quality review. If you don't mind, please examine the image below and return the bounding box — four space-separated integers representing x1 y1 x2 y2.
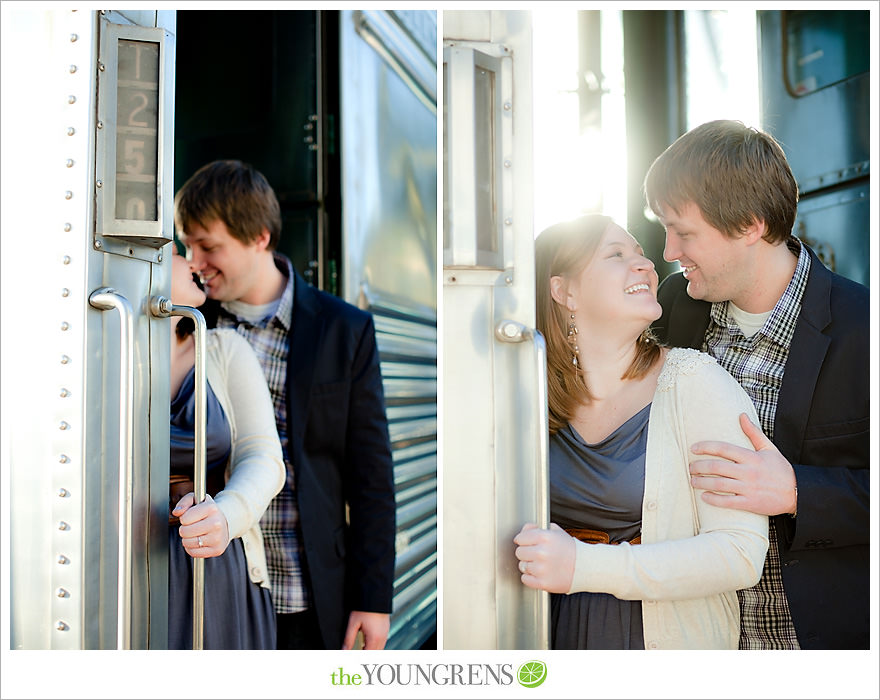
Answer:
535 214 662 434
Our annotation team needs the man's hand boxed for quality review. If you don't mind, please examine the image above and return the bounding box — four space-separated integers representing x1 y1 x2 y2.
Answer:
342 610 390 650
689 413 797 516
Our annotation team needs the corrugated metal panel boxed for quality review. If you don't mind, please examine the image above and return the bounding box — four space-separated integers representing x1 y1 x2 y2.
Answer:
372 305 437 650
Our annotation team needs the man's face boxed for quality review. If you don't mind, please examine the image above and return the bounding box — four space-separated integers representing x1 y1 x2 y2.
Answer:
659 201 751 305
178 219 268 304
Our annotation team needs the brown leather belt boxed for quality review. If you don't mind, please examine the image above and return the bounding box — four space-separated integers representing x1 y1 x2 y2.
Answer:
565 527 641 546
168 470 225 524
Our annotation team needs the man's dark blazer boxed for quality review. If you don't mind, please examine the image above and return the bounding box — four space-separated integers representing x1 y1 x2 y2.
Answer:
204 263 396 649
652 244 869 649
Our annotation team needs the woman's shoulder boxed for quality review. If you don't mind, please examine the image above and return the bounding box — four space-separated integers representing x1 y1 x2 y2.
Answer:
205 328 261 370
207 327 249 351
656 347 727 392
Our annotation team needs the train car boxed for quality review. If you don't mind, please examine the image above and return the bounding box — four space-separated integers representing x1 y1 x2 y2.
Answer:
2 7 436 651
442 10 549 651
441 8 871 649
758 9 870 287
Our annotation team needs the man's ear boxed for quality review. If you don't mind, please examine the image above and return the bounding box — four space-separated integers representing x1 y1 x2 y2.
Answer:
254 227 272 252
742 218 767 246
550 275 572 310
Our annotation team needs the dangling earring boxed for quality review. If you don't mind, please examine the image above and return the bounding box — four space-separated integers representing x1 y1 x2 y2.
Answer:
567 313 580 368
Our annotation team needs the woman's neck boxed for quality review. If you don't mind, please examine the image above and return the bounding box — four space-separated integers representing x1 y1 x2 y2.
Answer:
578 334 641 401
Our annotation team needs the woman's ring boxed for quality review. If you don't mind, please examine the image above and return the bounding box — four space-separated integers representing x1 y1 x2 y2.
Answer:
198 536 204 548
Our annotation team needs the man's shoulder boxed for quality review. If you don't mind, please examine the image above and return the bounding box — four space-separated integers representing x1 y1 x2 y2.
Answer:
302 281 374 328
802 254 869 330
653 271 711 348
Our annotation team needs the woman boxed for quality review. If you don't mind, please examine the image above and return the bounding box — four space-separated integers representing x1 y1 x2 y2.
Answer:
168 248 285 649
513 215 768 650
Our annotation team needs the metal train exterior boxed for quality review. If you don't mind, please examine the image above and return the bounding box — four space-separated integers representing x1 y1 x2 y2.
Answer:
3 8 436 651
441 8 871 649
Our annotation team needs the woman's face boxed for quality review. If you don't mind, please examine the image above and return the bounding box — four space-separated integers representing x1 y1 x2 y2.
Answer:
171 249 206 308
564 223 662 331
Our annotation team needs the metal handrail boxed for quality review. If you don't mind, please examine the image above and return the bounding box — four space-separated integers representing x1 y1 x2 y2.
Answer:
89 288 134 651
151 295 207 650
494 318 551 649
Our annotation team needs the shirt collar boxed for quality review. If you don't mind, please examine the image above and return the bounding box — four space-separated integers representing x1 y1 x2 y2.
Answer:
217 253 295 332
709 237 810 347
271 253 295 332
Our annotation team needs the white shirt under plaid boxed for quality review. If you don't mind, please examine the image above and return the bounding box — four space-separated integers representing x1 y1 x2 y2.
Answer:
703 237 810 650
217 254 311 614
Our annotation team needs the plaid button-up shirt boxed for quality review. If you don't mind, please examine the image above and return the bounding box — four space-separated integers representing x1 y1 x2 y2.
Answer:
217 254 311 613
702 237 810 650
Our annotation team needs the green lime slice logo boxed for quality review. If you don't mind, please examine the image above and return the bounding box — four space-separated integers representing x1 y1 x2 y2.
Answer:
517 660 547 688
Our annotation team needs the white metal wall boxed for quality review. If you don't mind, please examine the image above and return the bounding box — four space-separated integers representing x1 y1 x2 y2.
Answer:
3 8 176 649
442 10 549 650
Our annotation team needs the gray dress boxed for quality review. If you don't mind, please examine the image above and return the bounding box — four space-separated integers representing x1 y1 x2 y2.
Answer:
167 366 276 649
549 403 650 650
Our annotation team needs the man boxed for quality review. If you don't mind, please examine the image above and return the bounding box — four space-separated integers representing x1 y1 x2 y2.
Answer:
174 160 396 650
645 120 869 649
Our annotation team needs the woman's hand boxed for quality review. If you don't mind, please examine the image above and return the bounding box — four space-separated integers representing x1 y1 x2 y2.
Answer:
513 522 576 593
173 493 231 558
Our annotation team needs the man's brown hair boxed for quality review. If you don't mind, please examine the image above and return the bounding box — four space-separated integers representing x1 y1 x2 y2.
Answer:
643 120 798 244
174 159 282 250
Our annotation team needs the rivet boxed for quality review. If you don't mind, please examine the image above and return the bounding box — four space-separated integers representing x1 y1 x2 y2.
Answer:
63 256 71 264
62 288 70 297
94 240 102 249
66 159 74 168
69 65 77 74
98 62 105 72
96 180 103 189
59 455 70 463
61 322 70 331
58 522 70 531
67 127 75 136
68 95 76 104
56 621 70 631
70 34 78 42
505 276 513 285
503 102 512 110
97 121 103 130
61 355 70 364
504 217 513 225
59 421 70 430
64 223 72 232
57 554 70 564
60 388 71 397
504 160 512 168
64 191 73 200
157 253 163 262
57 588 70 598
58 488 70 498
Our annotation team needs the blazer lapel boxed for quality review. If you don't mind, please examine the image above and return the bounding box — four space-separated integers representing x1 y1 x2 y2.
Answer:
286 270 324 454
773 248 832 462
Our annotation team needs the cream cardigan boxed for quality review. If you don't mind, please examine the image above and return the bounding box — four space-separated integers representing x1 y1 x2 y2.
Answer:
567 348 769 649
204 329 285 590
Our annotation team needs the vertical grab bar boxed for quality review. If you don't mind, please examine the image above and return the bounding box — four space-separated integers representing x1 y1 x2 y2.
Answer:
151 296 207 650
495 319 550 649
89 288 135 651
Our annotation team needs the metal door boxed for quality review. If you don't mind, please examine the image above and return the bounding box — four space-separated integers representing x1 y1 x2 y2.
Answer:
5 8 176 649
757 10 870 286
442 10 549 650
